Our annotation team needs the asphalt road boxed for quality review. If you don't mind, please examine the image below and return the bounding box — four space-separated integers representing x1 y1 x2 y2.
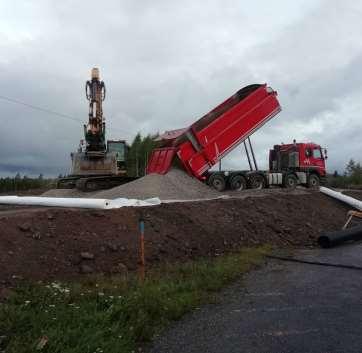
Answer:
149 243 362 353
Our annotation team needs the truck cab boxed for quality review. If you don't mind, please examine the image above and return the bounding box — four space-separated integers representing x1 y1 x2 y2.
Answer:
269 141 327 188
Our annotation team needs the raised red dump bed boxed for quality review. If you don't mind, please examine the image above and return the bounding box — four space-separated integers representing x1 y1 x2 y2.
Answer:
146 84 281 179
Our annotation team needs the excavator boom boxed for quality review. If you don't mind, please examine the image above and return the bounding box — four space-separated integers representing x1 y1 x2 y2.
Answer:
84 68 106 153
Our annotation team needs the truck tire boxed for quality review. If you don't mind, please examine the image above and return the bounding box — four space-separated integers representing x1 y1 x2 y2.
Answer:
308 174 320 189
283 174 297 189
250 174 265 189
230 175 247 191
210 174 226 192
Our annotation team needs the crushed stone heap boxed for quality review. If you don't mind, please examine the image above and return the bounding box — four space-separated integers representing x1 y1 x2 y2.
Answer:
94 168 220 200
42 169 221 201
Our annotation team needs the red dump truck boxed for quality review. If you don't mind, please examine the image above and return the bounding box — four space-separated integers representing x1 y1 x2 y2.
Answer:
146 84 327 191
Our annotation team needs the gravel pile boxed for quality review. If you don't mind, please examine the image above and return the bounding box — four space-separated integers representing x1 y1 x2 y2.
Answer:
94 169 220 200
42 169 220 200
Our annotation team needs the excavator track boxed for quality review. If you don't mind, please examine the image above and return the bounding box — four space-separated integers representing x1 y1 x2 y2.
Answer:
57 175 138 192
75 175 137 192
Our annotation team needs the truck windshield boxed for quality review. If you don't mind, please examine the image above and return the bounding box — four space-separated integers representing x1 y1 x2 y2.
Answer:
313 149 322 159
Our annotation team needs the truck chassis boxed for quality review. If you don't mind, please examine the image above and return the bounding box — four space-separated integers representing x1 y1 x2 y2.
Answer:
206 169 325 192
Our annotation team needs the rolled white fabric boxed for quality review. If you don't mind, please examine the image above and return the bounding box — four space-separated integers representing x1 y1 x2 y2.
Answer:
0 196 161 209
320 187 362 211
106 197 161 209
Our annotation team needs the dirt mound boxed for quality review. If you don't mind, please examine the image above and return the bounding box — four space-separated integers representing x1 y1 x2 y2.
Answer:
94 169 220 200
0 192 349 289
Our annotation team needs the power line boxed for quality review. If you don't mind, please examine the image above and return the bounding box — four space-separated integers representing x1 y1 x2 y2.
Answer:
0 94 81 123
0 94 135 136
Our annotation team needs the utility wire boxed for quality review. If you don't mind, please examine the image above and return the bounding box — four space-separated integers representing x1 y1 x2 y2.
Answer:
0 94 135 136
0 94 81 123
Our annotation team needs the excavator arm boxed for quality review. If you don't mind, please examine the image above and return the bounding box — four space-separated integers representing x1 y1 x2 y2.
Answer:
84 68 106 153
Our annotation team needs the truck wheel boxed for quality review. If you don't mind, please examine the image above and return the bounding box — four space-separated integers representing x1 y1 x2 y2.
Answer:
283 174 297 189
250 174 265 189
308 174 320 189
210 174 226 191
230 175 247 191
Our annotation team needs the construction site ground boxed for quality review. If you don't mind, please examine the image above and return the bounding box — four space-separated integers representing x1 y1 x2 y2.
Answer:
343 189 362 201
149 242 362 353
0 188 353 296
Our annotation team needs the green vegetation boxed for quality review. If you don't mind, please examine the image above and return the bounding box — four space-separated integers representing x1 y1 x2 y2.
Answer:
327 159 362 189
0 247 267 353
0 174 54 193
126 133 158 177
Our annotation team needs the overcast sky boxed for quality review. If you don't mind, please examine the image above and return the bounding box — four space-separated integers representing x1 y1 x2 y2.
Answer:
0 0 361 176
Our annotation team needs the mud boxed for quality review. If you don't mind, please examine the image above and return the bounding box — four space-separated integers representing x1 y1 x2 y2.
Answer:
0 192 349 292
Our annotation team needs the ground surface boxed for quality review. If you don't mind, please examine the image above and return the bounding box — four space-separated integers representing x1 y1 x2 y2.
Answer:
343 189 362 201
0 191 349 293
0 188 50 196
149 242 362 353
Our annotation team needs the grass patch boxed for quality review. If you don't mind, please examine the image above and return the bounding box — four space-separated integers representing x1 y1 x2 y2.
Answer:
0 247 268 353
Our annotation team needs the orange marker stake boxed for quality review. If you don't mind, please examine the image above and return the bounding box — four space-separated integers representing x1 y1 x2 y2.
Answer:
139 218 145 281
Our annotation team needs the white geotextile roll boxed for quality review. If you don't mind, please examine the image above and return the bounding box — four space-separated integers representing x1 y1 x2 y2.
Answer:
0 196 161 209
106 197 161 209
320 187 362 211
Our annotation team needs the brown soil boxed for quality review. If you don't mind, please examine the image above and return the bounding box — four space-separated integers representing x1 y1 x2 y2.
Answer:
0 187 51 196
342 190 362 201
0 192 349 293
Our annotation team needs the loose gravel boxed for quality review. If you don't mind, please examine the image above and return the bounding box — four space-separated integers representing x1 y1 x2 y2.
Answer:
42 169 220 200
94 169 220 200
41 188 94 198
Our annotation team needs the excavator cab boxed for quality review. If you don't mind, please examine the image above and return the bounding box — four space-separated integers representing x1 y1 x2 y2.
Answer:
107 140 127 173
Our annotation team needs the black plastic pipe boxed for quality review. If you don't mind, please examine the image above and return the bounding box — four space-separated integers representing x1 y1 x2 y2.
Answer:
318 224 362 248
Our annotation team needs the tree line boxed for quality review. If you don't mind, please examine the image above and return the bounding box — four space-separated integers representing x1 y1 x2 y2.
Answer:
0 174 54 193
328 159 362 188
126 133 158 177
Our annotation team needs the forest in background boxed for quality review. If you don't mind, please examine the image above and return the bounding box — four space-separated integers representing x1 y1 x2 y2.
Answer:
126 133 158 177
0 174 54 193
327 159 362 188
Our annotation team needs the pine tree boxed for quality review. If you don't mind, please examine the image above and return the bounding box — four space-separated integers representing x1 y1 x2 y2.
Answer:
127 133 142 177
126 133 158 177
346 159 356 176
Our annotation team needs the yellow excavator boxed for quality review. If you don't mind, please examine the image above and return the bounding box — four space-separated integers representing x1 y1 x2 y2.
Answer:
57 68 136 191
